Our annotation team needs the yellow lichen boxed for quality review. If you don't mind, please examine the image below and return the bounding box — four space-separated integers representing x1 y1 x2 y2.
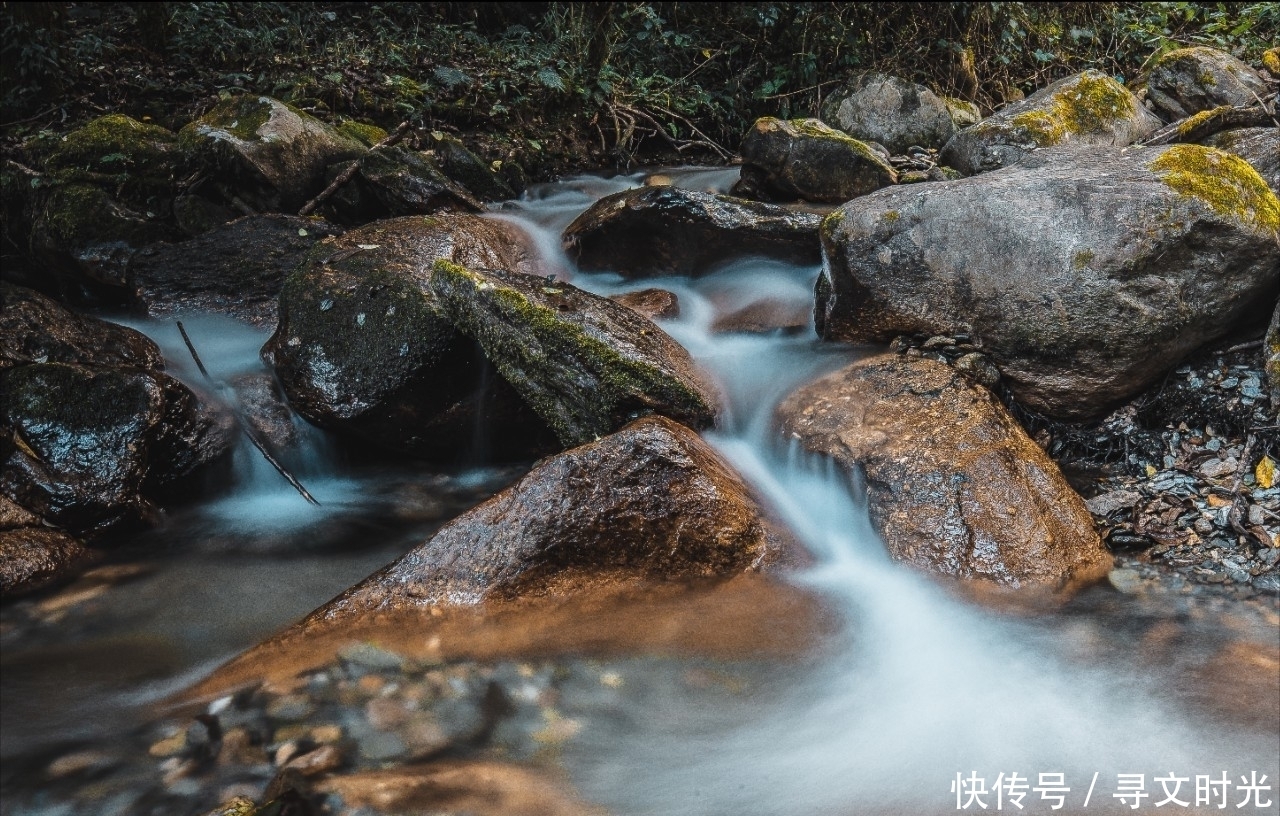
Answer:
1007 71 1135 146
1263 48 1280 75
1150 144 1280 234
1072 249 1094 269
1175 105 1233 135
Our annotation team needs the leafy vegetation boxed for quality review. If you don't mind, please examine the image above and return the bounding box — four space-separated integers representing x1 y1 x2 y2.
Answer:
2 2 1276 172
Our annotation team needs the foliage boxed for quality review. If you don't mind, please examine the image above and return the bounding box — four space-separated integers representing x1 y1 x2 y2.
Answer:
1 2 1276 171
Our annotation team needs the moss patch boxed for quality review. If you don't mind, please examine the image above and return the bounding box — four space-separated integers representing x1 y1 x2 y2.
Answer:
1150 144 1280 234
1263 48 1280 76
47 114 177 176
337 119 388 147
1175 105 1233 135
1071 249 1094 270
196 96 276 141
1004 71 1137 147
784 117 893 171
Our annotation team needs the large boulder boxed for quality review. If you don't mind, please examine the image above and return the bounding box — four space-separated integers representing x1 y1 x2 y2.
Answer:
817 145 1280 419
328 145 483 222
1147 47 1269 120
1203 128 1279 195
735 117 897 204
431 262 720 446
562 186 821 278
126 214 345 328
263 215 555 460
778 355 1112 595
939 70 1161 175
819 72 956 154
305 415 790 621
180 96 366 212
1 284 234 535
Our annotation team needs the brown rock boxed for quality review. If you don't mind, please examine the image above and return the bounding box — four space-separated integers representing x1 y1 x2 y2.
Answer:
0 525 93 596
316 761 605 816
305 415 791 622
1 282 162 372
609 288 680 320
711 298 810 335
229 373 298 452
283 743 345 777
777 354 1112 595
562 186 821 279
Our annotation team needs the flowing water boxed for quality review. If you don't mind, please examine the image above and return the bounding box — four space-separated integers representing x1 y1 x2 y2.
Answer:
2 168 1277 815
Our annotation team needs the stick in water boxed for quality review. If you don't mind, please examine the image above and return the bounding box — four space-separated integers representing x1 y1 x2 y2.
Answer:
176 321 321 506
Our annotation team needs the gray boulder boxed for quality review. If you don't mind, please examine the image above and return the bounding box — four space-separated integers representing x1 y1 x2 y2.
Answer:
817 144 1280 419
819 72 956 154
180 96 366 211
939 70 1161 175
1147 46 1269 120
735 117 897 204
1203 127 1279 195
562 186 821 278
777 355 1111 596
263 214 555 460
431 262 720 446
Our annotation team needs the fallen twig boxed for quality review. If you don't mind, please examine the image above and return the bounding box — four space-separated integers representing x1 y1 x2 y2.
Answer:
298 120 411 216
176 321 320 506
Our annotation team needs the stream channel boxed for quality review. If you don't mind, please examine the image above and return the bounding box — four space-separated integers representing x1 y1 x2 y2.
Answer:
2 167 1277 815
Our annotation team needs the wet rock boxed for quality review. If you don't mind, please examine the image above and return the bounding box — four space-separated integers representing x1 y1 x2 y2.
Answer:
711 298 810 335
562 186 821 278
431 263 720 446
734 117 897 203
229 373 299 451
424 131 516 201
939 70 1161 175
1203 128 1279 195
817 145 1280 419
1268 301 1279 408
819 72 956 154
330 145 483 222
777 355 1112 595
180 95 366 212
126 214 345 328
609 288 680 320
282 743 344 776
305 416 789 618
264 214 556 461
0 524 93 596
172 194 235 236
1147 47 1269 120
1 363 233 535
316 761 602 816
952 351 1000 389
1 282 162 371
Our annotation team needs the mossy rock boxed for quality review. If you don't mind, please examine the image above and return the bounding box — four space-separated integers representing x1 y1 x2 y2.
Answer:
179 95 366 212
430 261 720 446
336 119 388 147
1202 127 1280 196
29 183 176 293
734 117 897 204
943 97 982 129
1147 46 1268 120
819 72 956 154
45 113 179 180
263 214 554 460
939 70 1161 176
424 132 515 202
327 145 482 223
1149 143 1280 235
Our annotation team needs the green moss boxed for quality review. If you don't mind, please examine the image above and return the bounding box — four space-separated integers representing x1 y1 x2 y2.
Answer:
1150 144 1280 234
782 118 894 172
1176 105 1233 135
1199 71 1217 86
1008 110 1066 146
196 96 276 141
883 210 899 223
46 114 177 175
1005 71 1136 147
337 120 388 147
432 260 712 444
1072 249 1094 269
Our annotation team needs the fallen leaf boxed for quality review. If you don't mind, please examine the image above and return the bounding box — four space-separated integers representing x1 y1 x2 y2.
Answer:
1257 456 1276 490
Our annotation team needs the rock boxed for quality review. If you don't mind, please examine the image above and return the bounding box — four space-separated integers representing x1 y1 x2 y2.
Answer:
817 145 1280 419
315 761 602 816
609 288 680 320
330 145 483 222
1268 300 1280 408
126 214 345 328
952 352 1000 389
1107 567 1142 594
943 97 982 129
819 72 956 154
562 186 821 278
734 117 896 203
1085 489 1141 517
1 282 162 371
283 743 344 776
1203 128 1279 195
179 95 366 212
777 355 1112 595
1147 46 1269 120
305 416 788 618
424 132 516 201
0 525 93 596
431 263 720 446
229 373 299 451
1 362 233 535
711 298 810 335
263 214 556 460
939 70 1161 175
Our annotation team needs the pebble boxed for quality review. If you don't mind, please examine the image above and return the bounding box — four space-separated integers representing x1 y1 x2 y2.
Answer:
265 694 314 721
282 743 344 776
1108 568 1143 594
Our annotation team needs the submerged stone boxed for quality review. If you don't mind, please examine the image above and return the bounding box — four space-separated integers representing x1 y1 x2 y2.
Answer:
430 262 720 446
939 70 1161 175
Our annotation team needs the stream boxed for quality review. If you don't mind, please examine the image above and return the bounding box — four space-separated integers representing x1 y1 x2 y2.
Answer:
2 167 1277 816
